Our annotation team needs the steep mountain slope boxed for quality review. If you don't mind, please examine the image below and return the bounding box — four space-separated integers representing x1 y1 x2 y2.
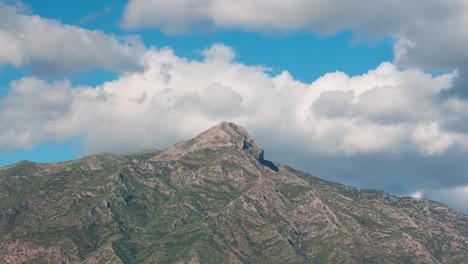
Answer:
0 122 467 263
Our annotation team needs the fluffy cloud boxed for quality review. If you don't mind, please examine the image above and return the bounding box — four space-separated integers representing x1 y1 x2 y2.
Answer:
0 1 145 77
122 0 468 98
1 44 464 154
0 77 74 148
1 44 468 212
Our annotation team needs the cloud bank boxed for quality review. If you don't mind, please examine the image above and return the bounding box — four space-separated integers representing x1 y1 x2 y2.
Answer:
1 44 462 154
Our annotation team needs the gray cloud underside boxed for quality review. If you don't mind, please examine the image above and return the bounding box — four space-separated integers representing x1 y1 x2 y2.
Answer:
122 0 468 69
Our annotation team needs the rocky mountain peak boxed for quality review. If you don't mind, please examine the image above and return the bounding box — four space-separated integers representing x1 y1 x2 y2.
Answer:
200 121 260 151
152 121 266 163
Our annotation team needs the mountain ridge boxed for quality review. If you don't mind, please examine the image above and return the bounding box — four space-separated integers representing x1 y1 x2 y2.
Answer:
0 122 467 263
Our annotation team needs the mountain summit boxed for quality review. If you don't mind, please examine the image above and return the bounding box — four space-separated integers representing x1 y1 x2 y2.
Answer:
153 121 278 171
0 123 467 263
154 121 262 159
198 121 260 151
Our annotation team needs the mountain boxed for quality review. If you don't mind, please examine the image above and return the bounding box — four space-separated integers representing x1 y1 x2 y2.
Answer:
0 121 467 263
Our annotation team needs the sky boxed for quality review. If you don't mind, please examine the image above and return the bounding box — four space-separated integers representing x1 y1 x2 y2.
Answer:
0 0 467 214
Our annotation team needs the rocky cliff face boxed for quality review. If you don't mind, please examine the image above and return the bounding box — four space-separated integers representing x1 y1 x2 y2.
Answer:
0 122 467 263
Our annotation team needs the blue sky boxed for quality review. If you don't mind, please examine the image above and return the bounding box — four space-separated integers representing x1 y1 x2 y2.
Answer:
1 0 467 213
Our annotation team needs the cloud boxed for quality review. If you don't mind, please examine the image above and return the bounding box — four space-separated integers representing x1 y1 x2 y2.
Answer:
0 44 463 155
122 0 464 36
1 43 467 212
122 0 468 100
0 77 74 148
411 191 423 199
0 1 146 77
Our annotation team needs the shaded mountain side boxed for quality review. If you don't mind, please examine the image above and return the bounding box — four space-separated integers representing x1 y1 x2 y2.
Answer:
0 122 467 263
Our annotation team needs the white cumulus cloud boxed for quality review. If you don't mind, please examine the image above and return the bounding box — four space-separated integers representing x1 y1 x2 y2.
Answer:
0 44 464 155
0 1 146 77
